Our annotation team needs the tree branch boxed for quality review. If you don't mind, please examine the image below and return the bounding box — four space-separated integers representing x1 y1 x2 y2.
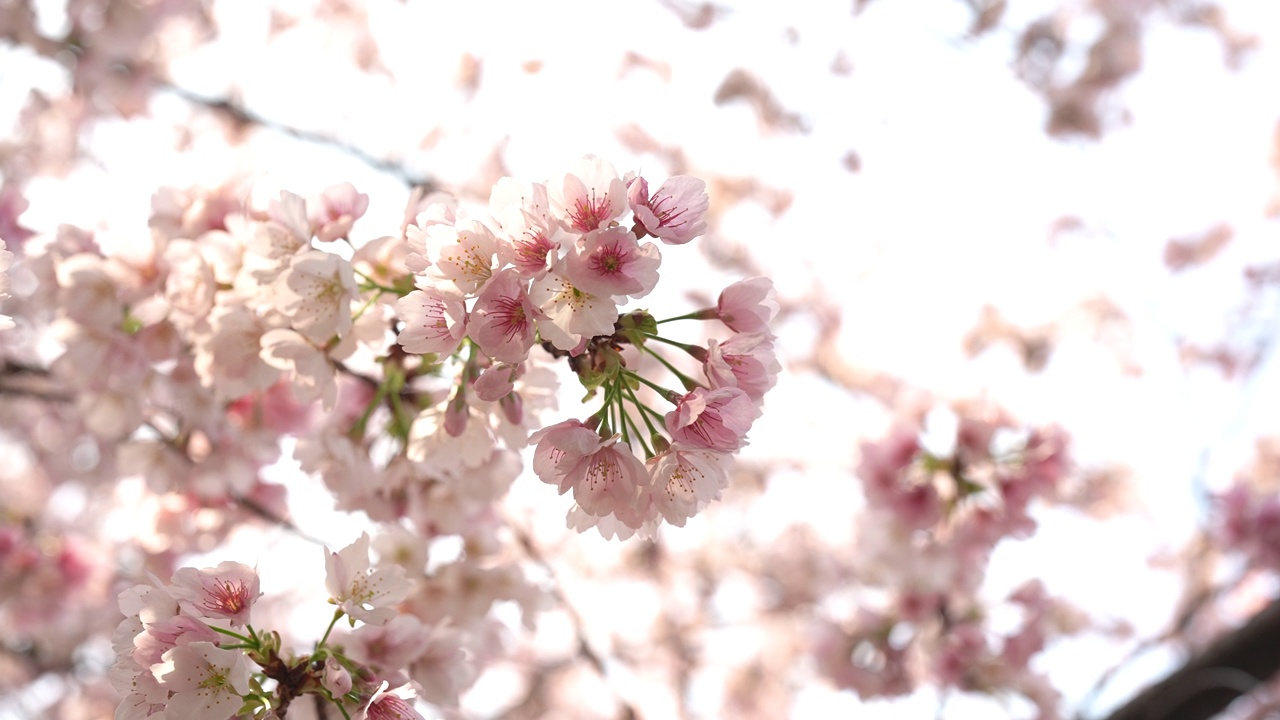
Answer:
1102 598 1280 720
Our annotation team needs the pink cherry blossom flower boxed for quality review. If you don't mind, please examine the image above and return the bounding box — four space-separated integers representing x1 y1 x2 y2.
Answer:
427 218 502 296
132 614 221 667
0 238 14 330
325 532 414 625
488 178 562 277
260 328 338 410
704 333 781 403
355 682 426 720
647 444 732 526
528 420 648 521
547 155 627 233
322 656 353 697
529 419 607 488
151 642 251 720
563 226 661 300
473 363 517 401
308 182 369 243
716 276 778 334
346 614 434 678
271 250 359 344
403 200 456 274
627 175 709 244
167 561 261 627
529 263 618 351
470 269 536 363
664 386 759 452
194 305 281 400
395 283 467 356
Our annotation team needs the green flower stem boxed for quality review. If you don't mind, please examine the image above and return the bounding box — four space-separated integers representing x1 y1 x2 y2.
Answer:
643 332 708 361
315 608 345 652
353 268 402 294
209 626 253 644
384 365 413 441
348 379 389 439
655 308 717 324
641 346 702 393
625 383 662 439
350 289 384 323
625 370 682 404
621 405 653 458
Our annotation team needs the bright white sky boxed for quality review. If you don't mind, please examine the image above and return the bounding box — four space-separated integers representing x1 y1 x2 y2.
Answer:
5 0 1280 717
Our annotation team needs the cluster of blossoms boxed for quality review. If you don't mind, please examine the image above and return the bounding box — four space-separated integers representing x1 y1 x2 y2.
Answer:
394 154 779 538
26 156 776 717
2 155 773 540
113 533 463 719
1214 439 1280 574
813 402 1092 716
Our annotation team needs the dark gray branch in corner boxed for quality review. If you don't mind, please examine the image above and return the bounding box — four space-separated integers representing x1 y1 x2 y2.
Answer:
1102 598 1280 720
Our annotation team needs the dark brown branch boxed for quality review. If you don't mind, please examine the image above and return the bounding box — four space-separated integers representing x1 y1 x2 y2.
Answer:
1102 598 1280 720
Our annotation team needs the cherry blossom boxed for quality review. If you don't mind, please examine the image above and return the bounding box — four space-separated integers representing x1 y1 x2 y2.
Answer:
715 276 779 334
528 263 618 351
308 182 370 243
325 532 414 625
167 561 261 627
425 218 502 296
150 642 251 720
563 225 661 299
628 175 710 244
703 333 781 403
0 237 15 330
647 444 732 526
547 155 627 233
354 682 425 720
664 386 759 452
470 268 537 363
270 250 359 344
395 282 468 356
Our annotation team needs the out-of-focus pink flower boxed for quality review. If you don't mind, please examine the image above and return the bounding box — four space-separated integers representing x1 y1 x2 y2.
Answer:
0 238 13 330
716 276 778 334
628 175 709 244
354 682 426 720
260 328 338 410
308 182 369 243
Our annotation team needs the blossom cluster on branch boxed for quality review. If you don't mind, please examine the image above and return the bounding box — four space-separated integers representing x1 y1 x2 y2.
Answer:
0 154 780 717
113 533 455 719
